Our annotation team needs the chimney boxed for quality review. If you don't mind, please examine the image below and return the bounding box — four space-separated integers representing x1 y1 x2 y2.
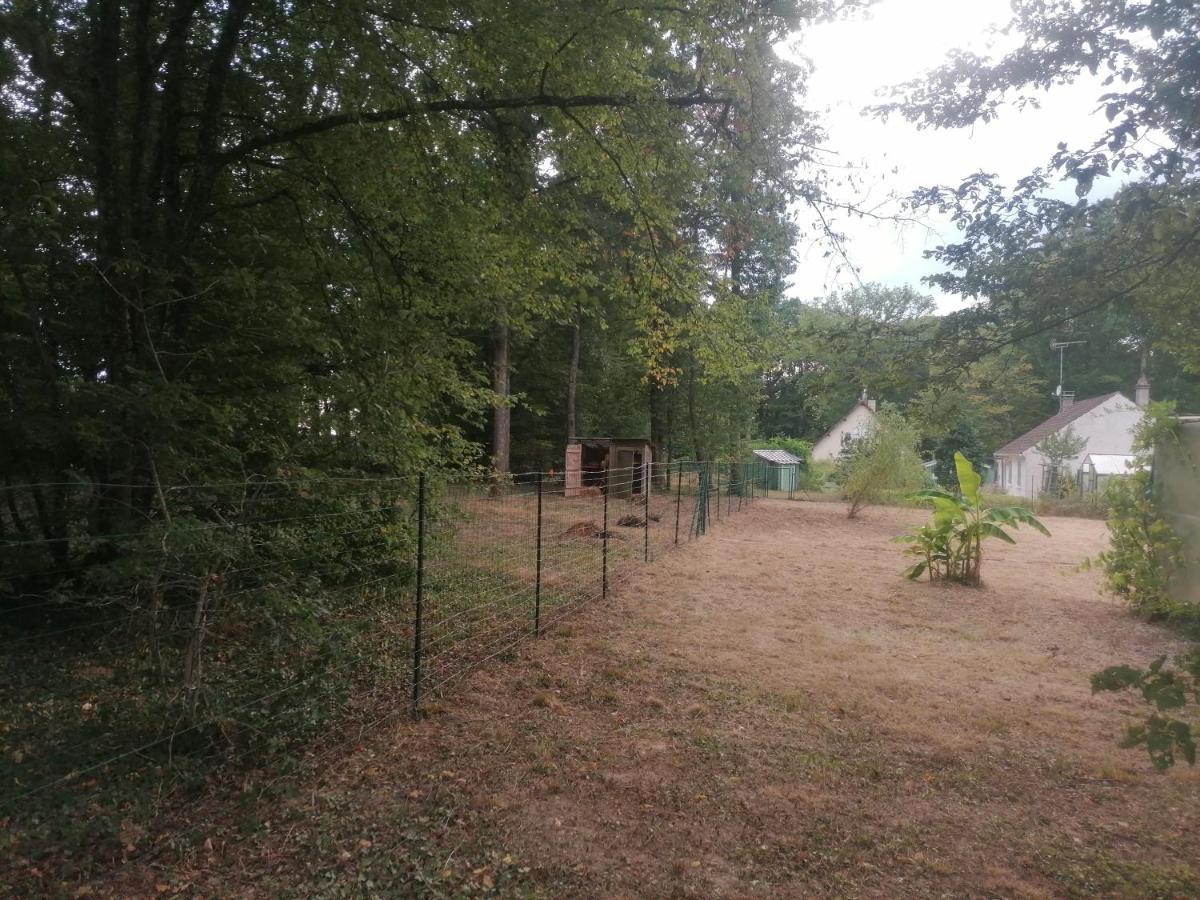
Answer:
1058 391 1075 413
1135 353 1151 407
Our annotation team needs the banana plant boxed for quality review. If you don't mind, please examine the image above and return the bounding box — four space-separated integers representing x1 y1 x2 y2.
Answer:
896 452 1050 585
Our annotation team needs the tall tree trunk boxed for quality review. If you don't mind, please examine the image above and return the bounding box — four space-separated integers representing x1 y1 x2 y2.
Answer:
664 389 675 464
492 320 511 474
687 353 702 461
566 321 580 439
649 381 664 484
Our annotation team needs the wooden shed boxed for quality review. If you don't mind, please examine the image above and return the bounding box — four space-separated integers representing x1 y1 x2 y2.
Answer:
565 437 654 498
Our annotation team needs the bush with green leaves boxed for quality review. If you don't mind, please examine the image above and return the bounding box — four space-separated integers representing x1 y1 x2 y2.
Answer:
1089 402 1200 771
838 409 927 518
897 453 1049 585
1092 471 1187 619
1092 402 1189 619
797 460 837 493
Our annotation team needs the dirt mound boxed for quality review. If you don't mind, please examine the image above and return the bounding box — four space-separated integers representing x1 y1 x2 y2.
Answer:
559 521 622 540
617 513 661 527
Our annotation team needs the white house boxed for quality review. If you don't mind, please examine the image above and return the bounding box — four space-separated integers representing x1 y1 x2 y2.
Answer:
993 381 1148 499
811 396 877 462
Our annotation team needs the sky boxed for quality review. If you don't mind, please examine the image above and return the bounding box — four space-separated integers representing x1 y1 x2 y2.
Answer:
777 0 1117 311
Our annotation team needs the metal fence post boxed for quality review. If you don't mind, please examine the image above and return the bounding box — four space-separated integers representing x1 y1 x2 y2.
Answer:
704 462 711 534
694 465 700 539
715 465 721 523
411 472 427 716
691 463 700 539
602 478 609 598
535 471 543 636
643 465 650 563
674 460 683 545
700 465 710 535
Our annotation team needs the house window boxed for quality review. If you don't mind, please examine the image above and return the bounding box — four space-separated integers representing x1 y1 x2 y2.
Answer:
1016 458 1023 487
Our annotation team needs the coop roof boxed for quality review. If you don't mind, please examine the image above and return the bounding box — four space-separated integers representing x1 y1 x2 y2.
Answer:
569 436 653 446
752 448 802 465
994 393 1122 456
1085 453 1141 476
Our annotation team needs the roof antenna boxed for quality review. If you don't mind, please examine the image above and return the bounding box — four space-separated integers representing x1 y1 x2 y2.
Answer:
1049 340 1087 397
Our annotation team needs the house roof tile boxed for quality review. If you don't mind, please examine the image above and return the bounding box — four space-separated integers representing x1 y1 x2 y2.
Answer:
995 392 1123 456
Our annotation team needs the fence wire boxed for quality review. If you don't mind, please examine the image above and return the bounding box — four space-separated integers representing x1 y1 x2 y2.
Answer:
0 461 763 878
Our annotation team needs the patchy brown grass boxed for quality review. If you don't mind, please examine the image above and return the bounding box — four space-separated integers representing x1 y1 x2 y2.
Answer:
58 500 1200 898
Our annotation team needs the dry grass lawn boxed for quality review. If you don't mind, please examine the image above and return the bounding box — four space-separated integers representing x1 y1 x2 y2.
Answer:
83 500 1200 898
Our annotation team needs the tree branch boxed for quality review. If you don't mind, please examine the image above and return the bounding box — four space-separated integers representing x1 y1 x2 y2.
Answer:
214 91 731 165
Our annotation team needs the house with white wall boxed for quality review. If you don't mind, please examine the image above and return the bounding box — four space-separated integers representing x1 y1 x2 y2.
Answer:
811 396 877 462
993 377 1149 499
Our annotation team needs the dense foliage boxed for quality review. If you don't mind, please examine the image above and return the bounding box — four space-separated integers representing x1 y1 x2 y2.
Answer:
1093 403 1188 619
878 0 1200 411
0 1 854 500
0 1 866 819
1087 398 1195 772
1 0 869 627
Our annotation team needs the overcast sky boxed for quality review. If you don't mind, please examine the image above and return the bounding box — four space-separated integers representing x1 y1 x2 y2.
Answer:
778 0 1116 311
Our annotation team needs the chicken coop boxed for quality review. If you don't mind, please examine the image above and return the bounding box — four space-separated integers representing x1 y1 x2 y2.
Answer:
564 437 654 498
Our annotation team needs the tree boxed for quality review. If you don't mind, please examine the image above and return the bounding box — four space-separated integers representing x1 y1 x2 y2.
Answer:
839 408 926 518
908 345 1048 455
0 1 850 495
760 284 940 446
929 420 986 491
877 0 1200 391
1035 425 1089 497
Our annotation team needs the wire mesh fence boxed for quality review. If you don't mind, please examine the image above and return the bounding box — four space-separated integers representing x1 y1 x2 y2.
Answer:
0 462 760 874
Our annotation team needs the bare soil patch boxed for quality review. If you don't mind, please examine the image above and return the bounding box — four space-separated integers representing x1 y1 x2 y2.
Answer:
74 500 1199 898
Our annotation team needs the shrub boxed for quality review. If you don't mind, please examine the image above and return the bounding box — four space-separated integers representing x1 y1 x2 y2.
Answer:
797 460 837 492
838 409 927 518
1092 471 1186 618
897 453 1049 585
1034 424 1089 498
1089 402 1200 771
1091 402 1189 619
